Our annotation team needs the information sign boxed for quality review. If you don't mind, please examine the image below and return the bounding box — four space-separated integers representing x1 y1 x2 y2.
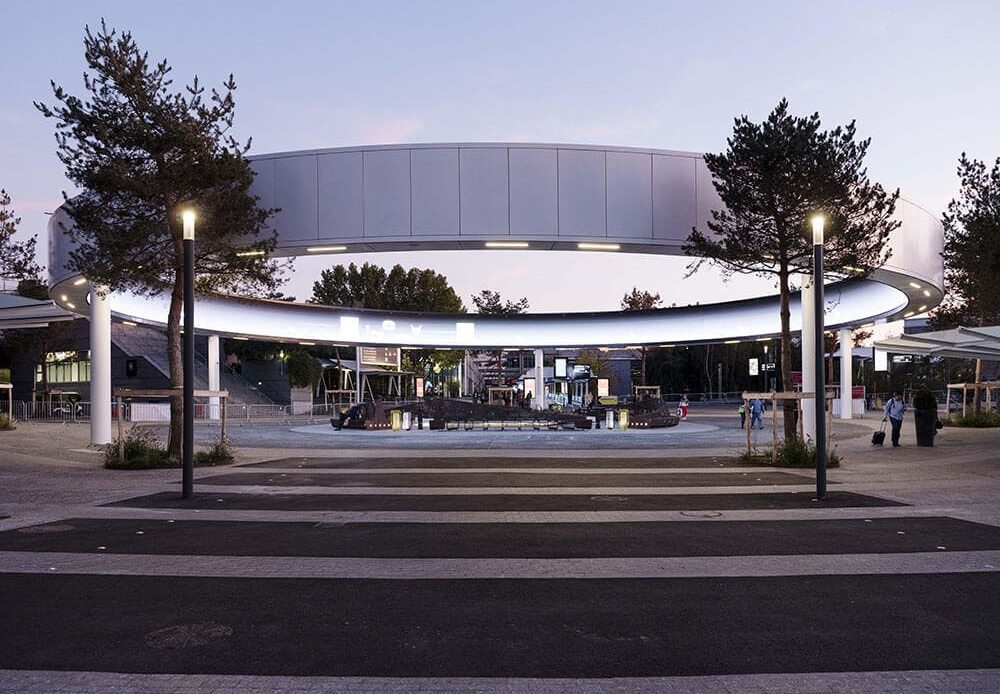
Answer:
360 346 399 368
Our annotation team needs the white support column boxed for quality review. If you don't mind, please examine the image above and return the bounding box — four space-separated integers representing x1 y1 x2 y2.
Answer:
533 349 546 411
89 284 112 446
839 327 852 420
208 334 221 420
800 276 816 441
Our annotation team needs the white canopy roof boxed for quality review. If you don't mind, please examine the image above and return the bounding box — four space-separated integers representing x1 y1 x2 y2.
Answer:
873 325 1000 360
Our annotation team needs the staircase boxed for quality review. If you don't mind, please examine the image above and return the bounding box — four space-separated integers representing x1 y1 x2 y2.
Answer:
194 348 277 406
110 322 275 405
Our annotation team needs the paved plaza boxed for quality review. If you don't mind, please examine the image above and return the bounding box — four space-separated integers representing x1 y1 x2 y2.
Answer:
0 414 998 693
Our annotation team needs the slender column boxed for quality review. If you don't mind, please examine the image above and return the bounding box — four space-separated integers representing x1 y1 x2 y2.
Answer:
814 233 827 500
800 276 816 441
182 235 194 499
89 284 112 446
533 349 546 411
208 334 220 420
839 327 852 420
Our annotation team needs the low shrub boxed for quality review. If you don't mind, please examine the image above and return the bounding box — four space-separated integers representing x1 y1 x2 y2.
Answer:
104 427 174 469
105 429 237 469
0 413 14 431
194 439 235 466
944 411 1000 428
740 436 841 468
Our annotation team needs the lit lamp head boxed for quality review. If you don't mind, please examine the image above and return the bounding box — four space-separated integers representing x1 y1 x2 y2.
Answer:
811 214 825 246
181 209 196 241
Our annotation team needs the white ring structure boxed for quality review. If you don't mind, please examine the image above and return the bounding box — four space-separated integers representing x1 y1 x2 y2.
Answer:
48 143 943 348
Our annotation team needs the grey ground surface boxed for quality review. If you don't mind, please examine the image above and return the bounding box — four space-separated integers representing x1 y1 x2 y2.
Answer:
0 411 998 692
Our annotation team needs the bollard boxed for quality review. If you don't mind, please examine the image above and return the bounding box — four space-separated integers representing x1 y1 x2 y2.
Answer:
402 411 411 431
605 409 615 431
390 409 402 432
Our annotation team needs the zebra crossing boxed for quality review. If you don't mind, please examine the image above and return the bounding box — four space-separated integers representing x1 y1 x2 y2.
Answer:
1 451 998 692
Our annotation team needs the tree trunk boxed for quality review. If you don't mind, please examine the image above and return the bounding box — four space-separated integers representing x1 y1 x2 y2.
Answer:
166 268 184 460
778 270 796 442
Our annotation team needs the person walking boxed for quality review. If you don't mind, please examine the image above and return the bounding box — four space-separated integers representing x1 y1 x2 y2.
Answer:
749 398 764 429
679 395 689 420
738 401 746 429
883 391 907 447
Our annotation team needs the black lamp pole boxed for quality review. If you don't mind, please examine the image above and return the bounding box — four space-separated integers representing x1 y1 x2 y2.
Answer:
812 215 827 500
182 210 195 499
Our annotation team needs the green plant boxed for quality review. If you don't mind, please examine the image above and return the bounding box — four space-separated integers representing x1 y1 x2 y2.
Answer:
285 349 322 388
912 389 938 410
104 427 174 469
0 413 14 431
741 437 840 468
194 439 235 466
944 411 1000 428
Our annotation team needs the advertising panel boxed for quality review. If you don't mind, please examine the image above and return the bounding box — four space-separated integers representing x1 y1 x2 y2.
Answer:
554 357 568 378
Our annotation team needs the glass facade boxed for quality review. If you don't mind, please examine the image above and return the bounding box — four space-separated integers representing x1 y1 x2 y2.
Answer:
35 351 91 385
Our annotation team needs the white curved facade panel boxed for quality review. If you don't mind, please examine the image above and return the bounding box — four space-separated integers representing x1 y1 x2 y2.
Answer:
509 147 558 236
102 279 906 349
47 142 944 348
882 198 945 290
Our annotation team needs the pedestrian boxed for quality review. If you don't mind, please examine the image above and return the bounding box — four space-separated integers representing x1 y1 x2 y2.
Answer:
679 395 689 420
749 398 764 429
738 401 746 429
883 391 907 447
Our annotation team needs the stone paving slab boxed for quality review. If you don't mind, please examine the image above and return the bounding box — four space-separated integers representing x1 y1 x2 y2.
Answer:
104 489 898 512
2 669 998 694
0 503 952 532
192 470 817 488
241 456 753 469
3 550 998 579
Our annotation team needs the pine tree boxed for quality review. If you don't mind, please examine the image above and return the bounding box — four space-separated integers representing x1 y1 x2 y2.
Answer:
0 190 41 289
36 22 288 458
933 153 1000 410
684 99 898 441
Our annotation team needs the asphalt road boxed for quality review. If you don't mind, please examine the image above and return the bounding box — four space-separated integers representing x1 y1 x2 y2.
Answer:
2 572 997 677
106 490 899 512
0 516 996 557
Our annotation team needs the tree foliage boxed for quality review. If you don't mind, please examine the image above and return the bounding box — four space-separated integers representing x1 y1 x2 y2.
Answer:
35 22 287 457
620 287 662 311
470 290 529 386
684 99 898 440
285 349 323 388
932 153 1000 329
311 262 464 312
0 190 41 287
310 262 466 384
620 288 662 385
470 289 529 315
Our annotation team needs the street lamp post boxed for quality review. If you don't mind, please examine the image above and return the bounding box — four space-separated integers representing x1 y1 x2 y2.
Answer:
812 215 827 500
181 209 196 499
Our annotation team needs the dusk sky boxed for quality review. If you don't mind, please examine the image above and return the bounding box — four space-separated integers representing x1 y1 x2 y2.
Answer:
3 1 998 312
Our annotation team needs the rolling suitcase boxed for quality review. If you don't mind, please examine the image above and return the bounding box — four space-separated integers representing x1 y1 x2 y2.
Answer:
872 421 886 446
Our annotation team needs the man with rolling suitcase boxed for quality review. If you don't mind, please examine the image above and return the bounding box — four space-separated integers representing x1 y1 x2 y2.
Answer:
882 392 906 447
